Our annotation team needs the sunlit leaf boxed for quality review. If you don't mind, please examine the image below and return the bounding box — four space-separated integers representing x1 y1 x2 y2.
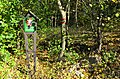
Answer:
115 13 119 17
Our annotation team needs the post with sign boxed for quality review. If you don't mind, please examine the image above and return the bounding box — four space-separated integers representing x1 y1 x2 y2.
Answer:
23 11 39 77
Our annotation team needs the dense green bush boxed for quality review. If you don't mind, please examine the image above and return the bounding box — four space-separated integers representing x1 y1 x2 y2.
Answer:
0 0 25 78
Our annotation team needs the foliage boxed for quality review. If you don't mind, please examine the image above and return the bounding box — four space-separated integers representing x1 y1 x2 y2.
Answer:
0 0 24 78
88 50 119 79
102 50 117 63
0 47 16 78
64 51 80 64
0 0 120 78
0 0 23 51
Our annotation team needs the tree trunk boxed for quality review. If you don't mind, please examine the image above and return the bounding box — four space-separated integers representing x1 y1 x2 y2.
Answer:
97 8 102 53
51 15 56 27
66 0 70 49
75 0 78 27
57 0 66 60
97 26 102 53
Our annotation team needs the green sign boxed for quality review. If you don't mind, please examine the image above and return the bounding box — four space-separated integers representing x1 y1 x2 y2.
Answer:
23 17 36 32
23 11 39 33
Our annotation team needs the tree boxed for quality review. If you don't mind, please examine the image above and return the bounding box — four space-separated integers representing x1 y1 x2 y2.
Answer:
57 0 67 60
57 0 71 60
75 0 78 27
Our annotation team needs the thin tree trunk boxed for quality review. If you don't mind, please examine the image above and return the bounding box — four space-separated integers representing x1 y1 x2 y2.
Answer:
66 0 70 49
55 15 56 27
51 15 56 27
57 0 66 60
75 0 78 27
97 8 102 53
97 26 102 53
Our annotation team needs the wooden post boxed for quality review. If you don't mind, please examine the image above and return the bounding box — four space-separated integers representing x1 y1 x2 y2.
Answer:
24 32 37 77
24 32 31 77
33 31 36 74
23 11 39 78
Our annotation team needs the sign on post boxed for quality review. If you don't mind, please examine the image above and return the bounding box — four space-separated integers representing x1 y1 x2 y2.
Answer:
23 11 39 77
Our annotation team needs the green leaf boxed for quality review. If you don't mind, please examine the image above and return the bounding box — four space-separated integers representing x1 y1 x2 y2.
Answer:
89 4 92 7
115 13 119 17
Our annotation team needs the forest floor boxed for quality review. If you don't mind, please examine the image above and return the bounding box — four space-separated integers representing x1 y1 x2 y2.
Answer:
0 27 120 79
12 27 120 79
7 48 120 79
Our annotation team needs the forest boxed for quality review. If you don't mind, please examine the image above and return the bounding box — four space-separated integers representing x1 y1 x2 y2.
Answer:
0 0 120 79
